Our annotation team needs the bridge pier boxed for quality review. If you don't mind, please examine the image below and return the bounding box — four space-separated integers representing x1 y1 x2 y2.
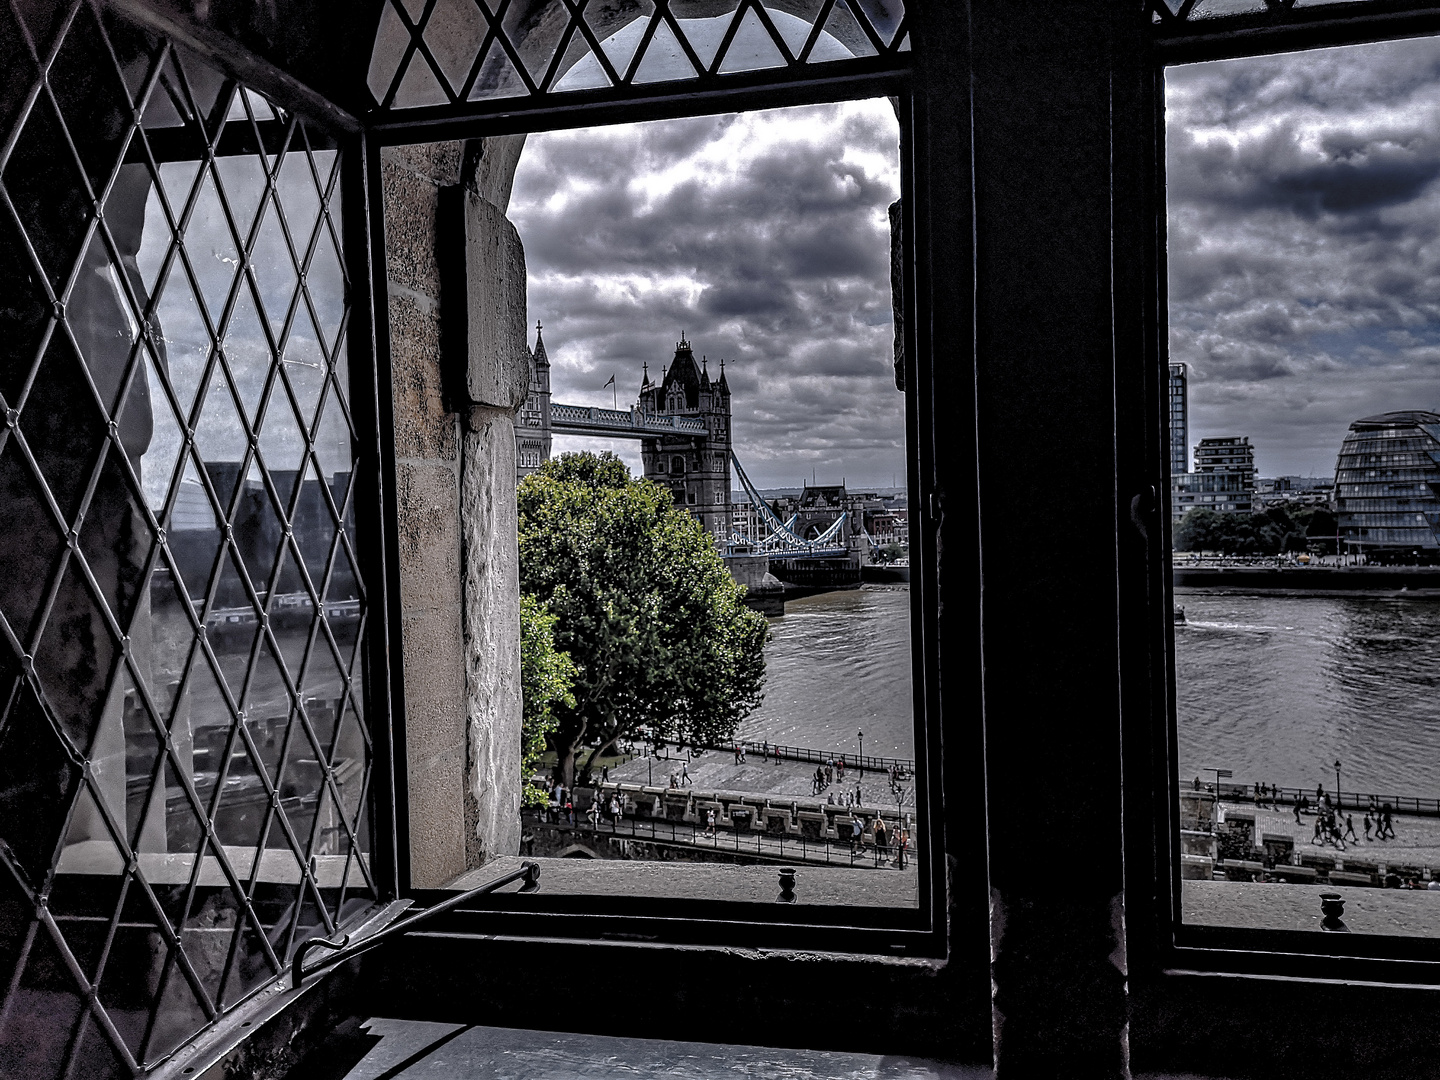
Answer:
721 552 786 615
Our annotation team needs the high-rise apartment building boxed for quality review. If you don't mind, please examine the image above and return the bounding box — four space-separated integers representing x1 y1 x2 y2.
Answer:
1172 436 1256 519
1168 362 1188 478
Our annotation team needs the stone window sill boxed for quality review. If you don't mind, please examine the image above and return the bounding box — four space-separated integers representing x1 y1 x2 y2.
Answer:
447 855 919 908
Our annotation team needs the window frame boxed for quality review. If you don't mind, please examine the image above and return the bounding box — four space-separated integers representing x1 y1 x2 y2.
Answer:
367 60 959 959
1134 1 1440 987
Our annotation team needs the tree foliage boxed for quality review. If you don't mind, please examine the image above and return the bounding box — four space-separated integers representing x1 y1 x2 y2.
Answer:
519 593 576 806
518 452 769 787
1172 505 1337 556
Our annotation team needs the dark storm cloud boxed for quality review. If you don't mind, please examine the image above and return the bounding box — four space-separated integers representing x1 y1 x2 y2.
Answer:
510 101 903 488
1166 40 1440 474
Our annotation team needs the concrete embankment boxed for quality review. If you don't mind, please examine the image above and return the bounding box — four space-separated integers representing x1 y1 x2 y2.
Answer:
1174 565 1440 598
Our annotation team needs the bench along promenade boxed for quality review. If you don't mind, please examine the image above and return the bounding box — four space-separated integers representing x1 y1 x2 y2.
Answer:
529 780 916 870
1179 785 1440 888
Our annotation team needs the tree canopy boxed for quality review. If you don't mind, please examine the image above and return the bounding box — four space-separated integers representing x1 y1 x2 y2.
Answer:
1172 505 1337 556
518 452 768 788
518 594 576 805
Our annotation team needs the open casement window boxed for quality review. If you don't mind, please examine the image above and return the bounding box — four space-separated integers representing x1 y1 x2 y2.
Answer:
1144 0 1440 982
0 2 388 1074
367 0 947 958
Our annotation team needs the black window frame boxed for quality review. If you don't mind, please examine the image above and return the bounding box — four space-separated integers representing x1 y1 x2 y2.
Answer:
1132 0 1440 986
363 19 962 960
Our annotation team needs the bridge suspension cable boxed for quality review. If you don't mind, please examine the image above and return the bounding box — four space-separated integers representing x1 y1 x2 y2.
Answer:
729 451 850 557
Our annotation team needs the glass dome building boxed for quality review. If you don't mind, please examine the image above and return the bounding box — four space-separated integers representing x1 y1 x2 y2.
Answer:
1333 411 1440 563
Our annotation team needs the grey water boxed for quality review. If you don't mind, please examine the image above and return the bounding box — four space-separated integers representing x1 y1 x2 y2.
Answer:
738 585 915 760
1176 594 1440 796
740 587 1440 798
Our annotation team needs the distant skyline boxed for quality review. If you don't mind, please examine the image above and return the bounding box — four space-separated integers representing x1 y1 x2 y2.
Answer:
1168 39 1440 477
508 99 903 490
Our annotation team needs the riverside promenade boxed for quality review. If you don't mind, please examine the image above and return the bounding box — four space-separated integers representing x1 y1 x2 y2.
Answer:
605 748 917 808
1215 797 1440 873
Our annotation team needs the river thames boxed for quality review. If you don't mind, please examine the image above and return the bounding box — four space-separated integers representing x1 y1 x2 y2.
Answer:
738 585 915 761
1176 593 1440 796
741 586 1440 799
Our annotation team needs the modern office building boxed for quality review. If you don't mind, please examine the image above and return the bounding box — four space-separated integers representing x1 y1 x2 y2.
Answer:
1334 411 1440 562
1168 362 1188 478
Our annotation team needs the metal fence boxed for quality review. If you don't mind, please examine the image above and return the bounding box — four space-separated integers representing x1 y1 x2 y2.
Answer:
1188 779 1440 818
710 739 916 776
526 813 912 871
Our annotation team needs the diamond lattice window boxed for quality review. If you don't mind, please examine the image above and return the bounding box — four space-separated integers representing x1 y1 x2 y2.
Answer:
0 2 375 1075
367 0 910 112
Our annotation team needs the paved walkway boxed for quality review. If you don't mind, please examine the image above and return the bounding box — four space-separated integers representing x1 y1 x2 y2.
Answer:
1221 799 1440 870
606 751 916 808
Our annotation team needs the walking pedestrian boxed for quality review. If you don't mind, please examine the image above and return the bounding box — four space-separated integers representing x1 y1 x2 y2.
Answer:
1294 799 1303 825
705 807 716 838
1312 818 1323 845
681 762 691 787
1345 814 1358 843
1382 803 1396 839
669 771 678 789
875 817 889 866
565 800 574 826
602 765 609 784
1364 812 1373 841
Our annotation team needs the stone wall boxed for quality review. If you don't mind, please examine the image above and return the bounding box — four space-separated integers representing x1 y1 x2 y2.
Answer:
382 137 531 884
382 142 469 888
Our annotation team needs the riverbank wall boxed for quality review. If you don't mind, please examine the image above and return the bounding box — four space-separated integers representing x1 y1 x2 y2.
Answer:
1174 565 1440 597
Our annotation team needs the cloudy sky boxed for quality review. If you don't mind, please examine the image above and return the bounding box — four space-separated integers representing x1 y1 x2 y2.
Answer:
1168 38 1440 478
508 99 904 491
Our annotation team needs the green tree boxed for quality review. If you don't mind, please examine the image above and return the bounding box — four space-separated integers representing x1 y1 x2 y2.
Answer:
518 451 768 788
1173 504 1324 556
519 593 577 806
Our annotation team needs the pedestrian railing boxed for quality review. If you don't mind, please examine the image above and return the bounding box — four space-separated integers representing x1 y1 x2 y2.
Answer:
1184 778 1440 818
524 811 912 870
699 738 916 776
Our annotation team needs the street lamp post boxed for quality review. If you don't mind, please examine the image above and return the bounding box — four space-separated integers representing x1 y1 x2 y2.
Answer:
858 729 864 776
1335 759 1343 810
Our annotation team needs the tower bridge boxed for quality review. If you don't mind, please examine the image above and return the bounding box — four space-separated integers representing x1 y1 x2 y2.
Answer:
517 328 893 592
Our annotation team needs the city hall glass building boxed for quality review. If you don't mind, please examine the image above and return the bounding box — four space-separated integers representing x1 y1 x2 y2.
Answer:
1335 411 1440 562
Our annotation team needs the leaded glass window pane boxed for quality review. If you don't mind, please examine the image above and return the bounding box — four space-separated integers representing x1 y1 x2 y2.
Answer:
0 3 376 1073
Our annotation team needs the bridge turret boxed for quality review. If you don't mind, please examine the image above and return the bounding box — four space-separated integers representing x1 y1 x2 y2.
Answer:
516 321 553 477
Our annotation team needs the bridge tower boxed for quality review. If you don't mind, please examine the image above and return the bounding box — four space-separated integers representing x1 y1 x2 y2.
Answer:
638 336 732 538
516 321 552 477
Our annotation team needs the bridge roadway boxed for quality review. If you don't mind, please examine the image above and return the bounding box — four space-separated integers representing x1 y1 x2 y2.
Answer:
549 402 706 440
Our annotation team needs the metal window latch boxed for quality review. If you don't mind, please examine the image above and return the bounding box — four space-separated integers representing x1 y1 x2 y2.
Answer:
291 860 540 988
1130 485 1157 539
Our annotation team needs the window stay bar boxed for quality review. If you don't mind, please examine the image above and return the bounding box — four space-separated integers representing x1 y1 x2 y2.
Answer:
292 861 541 987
